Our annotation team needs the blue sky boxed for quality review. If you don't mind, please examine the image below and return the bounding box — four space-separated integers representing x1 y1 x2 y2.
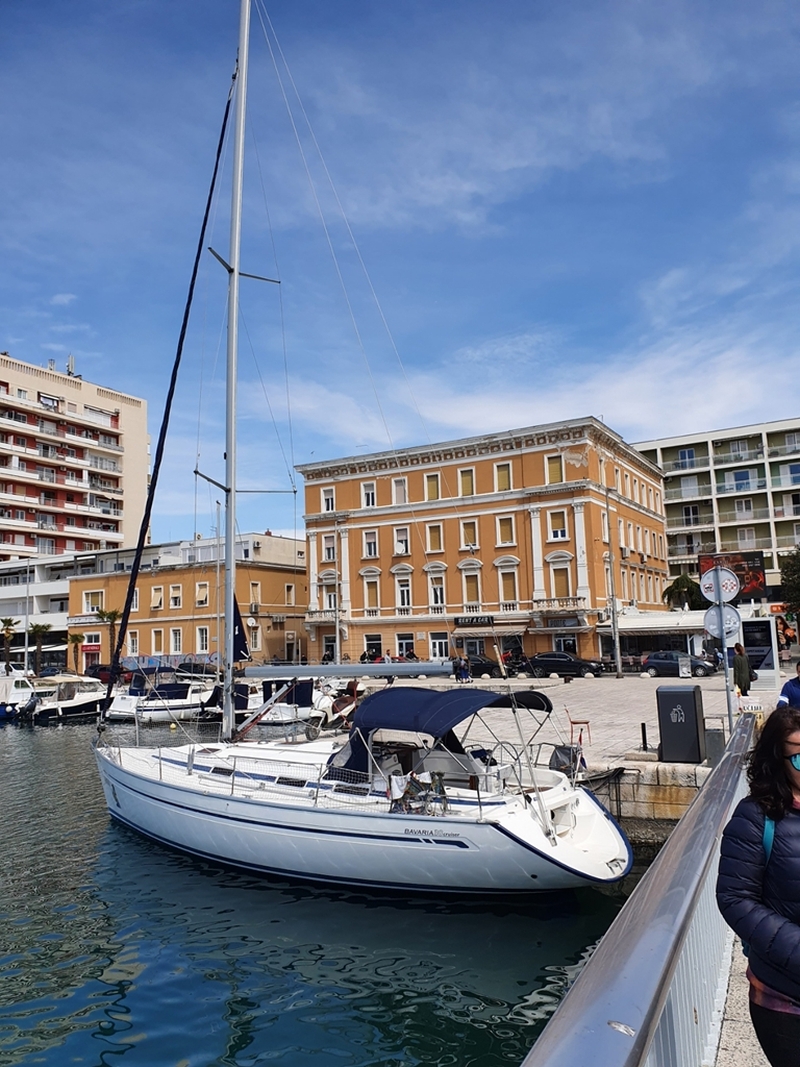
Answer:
2 0 800 543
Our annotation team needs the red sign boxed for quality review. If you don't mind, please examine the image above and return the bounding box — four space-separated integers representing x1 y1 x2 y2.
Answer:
698 551 766 599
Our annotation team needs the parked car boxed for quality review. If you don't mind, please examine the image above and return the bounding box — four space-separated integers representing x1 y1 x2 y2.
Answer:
521 651 605 678
84 663 134 685
452 654 504 678
641 651 717 678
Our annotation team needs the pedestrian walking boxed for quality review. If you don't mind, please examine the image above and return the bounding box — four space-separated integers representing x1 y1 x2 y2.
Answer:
717 705 800 1066
733 642 752 696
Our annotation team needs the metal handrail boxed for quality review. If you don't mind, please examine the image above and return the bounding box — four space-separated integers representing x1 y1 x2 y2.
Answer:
521 712 755 1067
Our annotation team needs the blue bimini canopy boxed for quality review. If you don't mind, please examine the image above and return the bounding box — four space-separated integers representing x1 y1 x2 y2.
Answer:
350 686 552 739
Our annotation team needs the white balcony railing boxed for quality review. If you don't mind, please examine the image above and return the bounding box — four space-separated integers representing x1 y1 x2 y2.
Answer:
716 478 767 494
713 448 764 465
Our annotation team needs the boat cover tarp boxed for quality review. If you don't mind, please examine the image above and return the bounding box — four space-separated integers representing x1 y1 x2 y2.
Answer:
351 686 552 738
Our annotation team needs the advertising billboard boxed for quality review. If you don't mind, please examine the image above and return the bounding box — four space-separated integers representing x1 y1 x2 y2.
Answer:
698 551 766 599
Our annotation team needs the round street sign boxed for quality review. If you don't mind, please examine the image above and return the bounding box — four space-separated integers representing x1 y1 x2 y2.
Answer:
704 604 741 639
700 567 740 604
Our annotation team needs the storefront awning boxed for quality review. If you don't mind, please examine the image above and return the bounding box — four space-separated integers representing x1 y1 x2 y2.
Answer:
596 611 708 635
451 625 528 638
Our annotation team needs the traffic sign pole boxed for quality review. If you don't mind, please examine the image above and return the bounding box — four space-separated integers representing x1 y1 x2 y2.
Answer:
712 567 736 734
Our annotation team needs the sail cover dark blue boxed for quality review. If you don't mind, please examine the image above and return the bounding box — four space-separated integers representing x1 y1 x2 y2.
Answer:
350 686 550 738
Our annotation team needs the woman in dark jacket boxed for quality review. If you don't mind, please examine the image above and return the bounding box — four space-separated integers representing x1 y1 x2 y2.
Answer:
717 704 800 1066
733 642 751 696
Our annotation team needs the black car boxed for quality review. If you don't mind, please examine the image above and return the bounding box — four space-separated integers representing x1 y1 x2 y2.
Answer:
521 651 604 678
641 651 717 678
452 654 504 678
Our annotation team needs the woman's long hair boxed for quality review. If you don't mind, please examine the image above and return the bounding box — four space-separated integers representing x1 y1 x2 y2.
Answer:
748 705 800 819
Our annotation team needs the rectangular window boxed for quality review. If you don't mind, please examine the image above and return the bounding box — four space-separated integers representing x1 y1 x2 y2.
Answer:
396 577 411 608
324 586 337 610
152 629 163 655
170 628 182 654
683 504 699 526
461 520 478 549
464 573 480 606
459 469 475 496
601 510 609 542
547 455 564 484
285 584 295 606
151 586 163 610
501 571 517 603
553 567 570 598
362 482 376 508
364 530 378 558
425 473 440 501
678 447 695 469
429 575 445 607
427 524 443 552
249 625 261 652
738 527 756 547
365 579 379 609
249 581 261 605
394 527 409 554
127 630 139 656
497 516 514 544
495 462 511 492
549 511 567 540
735 498 753 517
83 590 104 614
197 626 209 654
131 588 139 612
392 477 407 505
322 487 335 512
169 584 182 609
196 582 209 607
322 534 336 561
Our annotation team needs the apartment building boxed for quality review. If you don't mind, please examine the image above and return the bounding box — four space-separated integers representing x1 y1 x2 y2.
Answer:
0 353 148 560
635 418 800 595
67 532 308 671
296 417 669 664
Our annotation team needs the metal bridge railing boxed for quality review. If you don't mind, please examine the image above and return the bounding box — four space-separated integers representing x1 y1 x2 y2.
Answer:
521 712 755 1067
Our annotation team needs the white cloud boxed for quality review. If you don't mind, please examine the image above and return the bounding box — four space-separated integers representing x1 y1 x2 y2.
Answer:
50 293 76 306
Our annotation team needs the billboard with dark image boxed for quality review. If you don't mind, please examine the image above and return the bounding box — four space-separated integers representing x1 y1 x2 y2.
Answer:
698 551 766 599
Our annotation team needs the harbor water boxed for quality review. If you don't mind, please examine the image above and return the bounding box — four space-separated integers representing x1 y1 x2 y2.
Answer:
0 723 635 1066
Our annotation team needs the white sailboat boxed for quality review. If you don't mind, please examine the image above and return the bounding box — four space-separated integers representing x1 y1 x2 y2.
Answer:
93 0 632 894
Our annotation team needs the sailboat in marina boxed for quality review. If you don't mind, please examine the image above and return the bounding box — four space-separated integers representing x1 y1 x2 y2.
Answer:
93 0 632 895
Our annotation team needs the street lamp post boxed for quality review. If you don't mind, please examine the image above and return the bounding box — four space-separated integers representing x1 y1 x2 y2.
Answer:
602 463 623 678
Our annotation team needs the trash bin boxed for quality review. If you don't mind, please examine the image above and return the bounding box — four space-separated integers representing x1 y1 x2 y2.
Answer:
657 685 706 763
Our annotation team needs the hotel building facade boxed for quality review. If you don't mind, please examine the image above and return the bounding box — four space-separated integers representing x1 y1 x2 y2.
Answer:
0 353 148 560
635 417 800 595
66 533 308 671
297 417 669 664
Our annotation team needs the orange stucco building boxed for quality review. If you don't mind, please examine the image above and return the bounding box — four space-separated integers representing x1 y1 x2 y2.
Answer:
296 417 669 664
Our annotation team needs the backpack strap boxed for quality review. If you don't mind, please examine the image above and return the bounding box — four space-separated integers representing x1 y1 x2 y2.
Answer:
763 816 775 864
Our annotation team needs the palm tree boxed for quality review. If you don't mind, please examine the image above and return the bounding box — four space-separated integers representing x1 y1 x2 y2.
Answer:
68 632 85 675
28 622 52 677
96 609 122 670
662 573 704 611
0 617 18 675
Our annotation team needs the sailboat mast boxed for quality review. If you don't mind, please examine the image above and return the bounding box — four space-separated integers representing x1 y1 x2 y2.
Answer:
223 0 251 740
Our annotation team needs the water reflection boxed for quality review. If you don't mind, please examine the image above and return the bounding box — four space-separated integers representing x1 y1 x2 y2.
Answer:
0 724 625 1066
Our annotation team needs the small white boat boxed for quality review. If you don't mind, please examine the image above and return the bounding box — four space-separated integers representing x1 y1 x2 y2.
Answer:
30 675 107 723
95 686 632 894
106 669 216 724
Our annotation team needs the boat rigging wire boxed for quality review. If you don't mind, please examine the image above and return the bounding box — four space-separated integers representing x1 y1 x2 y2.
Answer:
101 68 238 716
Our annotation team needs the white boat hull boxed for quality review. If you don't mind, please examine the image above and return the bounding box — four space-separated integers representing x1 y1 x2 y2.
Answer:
94 740 631 894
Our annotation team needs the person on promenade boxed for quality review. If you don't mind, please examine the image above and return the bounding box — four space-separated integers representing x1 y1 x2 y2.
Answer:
733 642 752 697
717 705 800 1066
778 662 800 707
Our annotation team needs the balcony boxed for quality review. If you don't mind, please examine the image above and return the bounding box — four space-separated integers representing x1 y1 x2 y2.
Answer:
768 443 800 458
713 447 764 466
499 601 519 612
665 485 713 502
775 504 800 518
429 604 444 615
532 597 587 612
396 606 411 616
719 537 774 552
776 534 800 549
666 515 715 529
716 479 767 494
717 507 771 523
463 602 482 613
668 542 716 558
772 474 800 490
663 456 709 473
305 609 337 622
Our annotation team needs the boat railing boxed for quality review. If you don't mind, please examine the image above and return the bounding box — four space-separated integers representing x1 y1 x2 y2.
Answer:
519 712 755 1067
